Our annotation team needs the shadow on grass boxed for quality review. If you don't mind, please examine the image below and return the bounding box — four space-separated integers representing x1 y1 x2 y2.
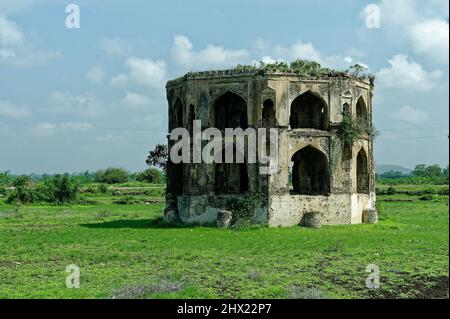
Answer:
80 217 197 229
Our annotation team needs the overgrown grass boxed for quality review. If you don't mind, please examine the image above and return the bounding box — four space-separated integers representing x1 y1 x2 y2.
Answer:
0 189 448 299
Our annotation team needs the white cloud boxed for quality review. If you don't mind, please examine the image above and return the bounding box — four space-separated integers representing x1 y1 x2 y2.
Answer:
253 38 369 70
29 121 93 137
47 92 104 118
0 15 60 67
111 57 167 89
0 15 23 46
409 19 449 64
99 38 133 57
120 91 152 110
86 66 105 83
364 0 449 64
273 40 322 63
391 105 429 124
0 100 30 118
376 54 442 91
171 35 249 70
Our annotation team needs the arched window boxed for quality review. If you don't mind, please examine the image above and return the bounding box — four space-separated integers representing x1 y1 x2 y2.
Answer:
356 148 369 194
290 91 327 129
214 91 247 130
262 99 275 127
173 98 183 129
291 146 329 195
356 96 367 123
188 104 195 132
215 144 248 194
343 103 351 116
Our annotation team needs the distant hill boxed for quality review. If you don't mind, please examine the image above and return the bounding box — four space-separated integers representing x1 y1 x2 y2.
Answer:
376 164 412 175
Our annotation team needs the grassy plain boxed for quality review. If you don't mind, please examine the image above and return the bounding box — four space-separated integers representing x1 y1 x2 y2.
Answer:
0 184 448 299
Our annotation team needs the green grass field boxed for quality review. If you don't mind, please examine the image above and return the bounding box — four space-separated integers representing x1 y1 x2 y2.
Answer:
0 186 448 299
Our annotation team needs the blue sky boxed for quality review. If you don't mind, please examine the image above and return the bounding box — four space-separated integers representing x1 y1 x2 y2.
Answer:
0 0 448 174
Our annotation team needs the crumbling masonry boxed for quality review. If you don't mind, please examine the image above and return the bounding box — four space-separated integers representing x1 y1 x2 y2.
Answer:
165 69 376 226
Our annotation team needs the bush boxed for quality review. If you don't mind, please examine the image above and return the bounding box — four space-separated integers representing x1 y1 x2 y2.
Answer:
136 168 162 183
98 183 109 194
113 196 141 205
5 175 79 204
419 195 434 201
95 168 129 184
386 186 397 195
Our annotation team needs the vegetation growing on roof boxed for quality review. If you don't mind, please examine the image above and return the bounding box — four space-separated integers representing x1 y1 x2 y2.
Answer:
233 59 375 84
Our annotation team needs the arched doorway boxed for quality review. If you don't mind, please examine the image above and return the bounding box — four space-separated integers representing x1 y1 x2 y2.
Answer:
214 91 247 130
356 148 369 194
290 91 327 129
291 146 329 195
262 99 275 127
215 144 248 195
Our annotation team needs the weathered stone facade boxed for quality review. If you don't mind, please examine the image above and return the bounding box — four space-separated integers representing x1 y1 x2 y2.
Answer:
165 69 376 227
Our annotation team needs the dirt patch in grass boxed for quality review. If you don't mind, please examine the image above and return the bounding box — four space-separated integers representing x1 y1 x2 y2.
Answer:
370 275 449 299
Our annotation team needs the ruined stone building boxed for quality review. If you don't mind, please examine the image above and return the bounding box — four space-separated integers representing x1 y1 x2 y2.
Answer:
165 69 376 227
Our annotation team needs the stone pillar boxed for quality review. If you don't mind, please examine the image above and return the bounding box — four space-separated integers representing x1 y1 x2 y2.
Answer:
304 211 321 228
217 210 233 228
362 209 378 224
164 207 179 223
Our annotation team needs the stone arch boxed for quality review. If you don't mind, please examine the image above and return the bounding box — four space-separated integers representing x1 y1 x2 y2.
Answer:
289 90 328 130
343 102 351 116
262 99 276 127
213 90 248 130
172 97 183 129
291 145 329 195
214 143 248 195
356 147 369 194
356 96 367 122
187 104 195 132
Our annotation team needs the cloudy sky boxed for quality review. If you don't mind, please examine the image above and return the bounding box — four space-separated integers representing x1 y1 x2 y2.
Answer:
0 0 448 174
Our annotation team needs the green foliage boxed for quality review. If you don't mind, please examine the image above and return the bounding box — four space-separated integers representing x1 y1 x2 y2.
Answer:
0 171 12 186
0 194 447 298
5 175 79 204
95 167 129 184
419 195 434 201
231 60 375 83
377 164 449 185
98 183 109 194
113 195 141 205
136 168 162 183
225 193 266 228
146 144 168 171
338 113 372 146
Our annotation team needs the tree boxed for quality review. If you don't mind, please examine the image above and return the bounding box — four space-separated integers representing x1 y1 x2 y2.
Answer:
95 168 129 184
136 168 162 183
412 164 427 177
146 144 168 171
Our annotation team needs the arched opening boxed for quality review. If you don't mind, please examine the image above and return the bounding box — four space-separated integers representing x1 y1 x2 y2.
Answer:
262 99 275 127
343 103 351 116
172 148 184 196
215 144 248 195
290 91 327 130
173 98 183 128
214 91 247 130
356 148 369 194
356 96 367 123
188 104 195 132
291 146 329 195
